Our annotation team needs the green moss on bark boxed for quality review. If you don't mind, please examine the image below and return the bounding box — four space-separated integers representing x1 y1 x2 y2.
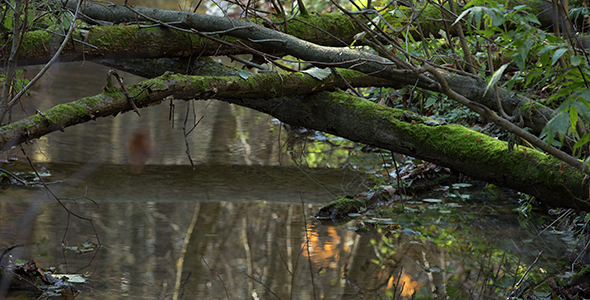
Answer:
316 196 366 221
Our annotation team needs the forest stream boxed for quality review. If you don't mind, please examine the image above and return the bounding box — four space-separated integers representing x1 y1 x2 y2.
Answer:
0 62 582 299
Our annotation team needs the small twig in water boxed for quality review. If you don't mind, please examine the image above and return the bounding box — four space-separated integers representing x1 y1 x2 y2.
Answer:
20 147 101 247
244 273 281 299
514 250 543 288
300 192 317 300
202 258 230 300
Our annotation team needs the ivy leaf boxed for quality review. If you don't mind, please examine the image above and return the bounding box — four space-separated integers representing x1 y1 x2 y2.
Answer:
484 8 504 26
552 48 568 66
571 55 581 67
453 8 473 25
541 112 570 145
301 67 332 80
238 70 249 80
574 133 590 150
571 100 590 122
569 106 578 134
577 89 590 102
484 63 508 96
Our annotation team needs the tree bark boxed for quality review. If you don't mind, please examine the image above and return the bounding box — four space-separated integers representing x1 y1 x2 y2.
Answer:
2 2 586 208
1 1 557 136
0 70 587 209
58 0 555 136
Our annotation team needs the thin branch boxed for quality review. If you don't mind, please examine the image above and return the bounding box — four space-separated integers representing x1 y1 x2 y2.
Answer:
6 0 83 115
20 147 101 247
202 257 230 299
421 63 590 176
107 70 141 117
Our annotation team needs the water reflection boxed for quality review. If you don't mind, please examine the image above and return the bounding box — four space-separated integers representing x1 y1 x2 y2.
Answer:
0 60 572 298
1 60 374 299
0 163 365 299
19 62 288 166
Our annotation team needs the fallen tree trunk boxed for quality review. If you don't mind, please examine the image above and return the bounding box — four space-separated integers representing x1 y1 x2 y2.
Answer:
60 0 555 136
0 70 588 210
1 1 557 136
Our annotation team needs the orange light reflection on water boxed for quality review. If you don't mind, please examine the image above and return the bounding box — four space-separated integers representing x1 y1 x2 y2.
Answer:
302 226 343 267
386 271 423 297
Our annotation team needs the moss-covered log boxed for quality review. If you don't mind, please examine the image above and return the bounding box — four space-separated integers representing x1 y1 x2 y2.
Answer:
1 1 560 137
1 13 359 65
0 70 588 210
55 0 555 137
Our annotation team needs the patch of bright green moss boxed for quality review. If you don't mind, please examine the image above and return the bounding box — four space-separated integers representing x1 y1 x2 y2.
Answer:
316 196 366 221
44 101 89 124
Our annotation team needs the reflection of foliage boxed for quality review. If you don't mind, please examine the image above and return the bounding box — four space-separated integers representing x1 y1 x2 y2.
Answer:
367 199 571 298
284 130 359 168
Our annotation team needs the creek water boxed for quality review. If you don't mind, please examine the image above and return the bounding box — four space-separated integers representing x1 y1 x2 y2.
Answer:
0 61 381 299
0 20 580 300
0 61 574 299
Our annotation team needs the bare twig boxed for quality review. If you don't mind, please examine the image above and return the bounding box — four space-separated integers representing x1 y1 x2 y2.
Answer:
244 273 282 299
20 147 101 247
514 251 543 288
2 0 83 122
107 70 141 117
202 258 230 300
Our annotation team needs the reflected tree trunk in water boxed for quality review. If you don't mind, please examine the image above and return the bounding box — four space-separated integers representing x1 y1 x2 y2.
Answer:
175 202 221 297
206 102 237 165
240 215 254 297
173 203 200 300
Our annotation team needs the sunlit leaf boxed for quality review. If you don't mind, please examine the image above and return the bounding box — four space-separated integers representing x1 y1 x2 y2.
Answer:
539 51 550 66
571 101 590 123
485 8 504 26
50 274 88 284
453 8 474 25
569 106 578 131
301 67 332 80
513 55 524 70
484 63 509 96
513 4 527 10
577 89 590 102
524 13 541 25
423 198 443 203
452 183 472 188
514 39 534 69
573 133 590 150
425 97 437 108
473 7 483 26
570 7 590 21
537 45 557 55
